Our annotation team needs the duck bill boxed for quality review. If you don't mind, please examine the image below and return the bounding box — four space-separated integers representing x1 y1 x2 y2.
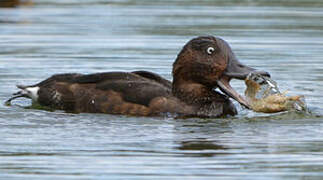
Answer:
216 76 251 109
223 56 270 80
216 56 270 109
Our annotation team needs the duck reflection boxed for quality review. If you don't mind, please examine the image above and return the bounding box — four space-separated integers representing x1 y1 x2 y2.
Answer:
179 140 227 151
173 118 234 157
176 139 229 157
0 0 32 8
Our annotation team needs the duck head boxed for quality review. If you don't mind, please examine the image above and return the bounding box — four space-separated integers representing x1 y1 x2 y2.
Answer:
172 36 270 109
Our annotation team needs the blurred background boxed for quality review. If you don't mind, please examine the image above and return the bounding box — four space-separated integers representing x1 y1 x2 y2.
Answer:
0 0 323 179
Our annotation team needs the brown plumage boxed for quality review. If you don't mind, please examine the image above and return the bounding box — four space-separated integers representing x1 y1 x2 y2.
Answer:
7 36 270 118
0 0 32 8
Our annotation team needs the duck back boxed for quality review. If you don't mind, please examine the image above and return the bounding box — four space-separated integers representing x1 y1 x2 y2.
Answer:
13 71 172 115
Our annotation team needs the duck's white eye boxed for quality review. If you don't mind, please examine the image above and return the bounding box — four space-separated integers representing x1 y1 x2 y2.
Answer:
207 47 215 55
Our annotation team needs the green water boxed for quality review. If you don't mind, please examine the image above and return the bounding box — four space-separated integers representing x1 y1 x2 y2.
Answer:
0 0 323 179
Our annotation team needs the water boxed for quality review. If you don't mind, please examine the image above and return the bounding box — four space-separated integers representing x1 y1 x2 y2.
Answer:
1 0 323 179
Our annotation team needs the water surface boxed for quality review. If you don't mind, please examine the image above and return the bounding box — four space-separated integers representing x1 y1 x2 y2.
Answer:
1 0 323 179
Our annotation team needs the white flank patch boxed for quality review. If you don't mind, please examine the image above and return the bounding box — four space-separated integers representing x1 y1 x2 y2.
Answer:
52 91 61 101
26 86 40 101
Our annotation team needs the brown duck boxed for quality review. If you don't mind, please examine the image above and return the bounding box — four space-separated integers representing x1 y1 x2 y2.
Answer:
6 36 270 118
0 0 32 8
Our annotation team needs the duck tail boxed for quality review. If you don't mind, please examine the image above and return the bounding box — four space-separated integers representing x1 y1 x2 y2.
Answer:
5 85 30 106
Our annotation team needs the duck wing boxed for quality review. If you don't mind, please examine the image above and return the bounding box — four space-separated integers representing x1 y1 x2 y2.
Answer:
34 71 149 87
70 71 172 114
132 70 172 89
96 79 171 106
69 71 172 106
7 71 172 113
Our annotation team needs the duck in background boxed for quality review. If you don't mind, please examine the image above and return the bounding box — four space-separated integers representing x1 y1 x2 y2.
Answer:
0 0 32 8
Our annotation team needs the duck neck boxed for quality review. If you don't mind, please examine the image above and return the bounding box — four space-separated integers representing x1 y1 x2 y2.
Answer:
172 76 237 117
172 76 220 105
